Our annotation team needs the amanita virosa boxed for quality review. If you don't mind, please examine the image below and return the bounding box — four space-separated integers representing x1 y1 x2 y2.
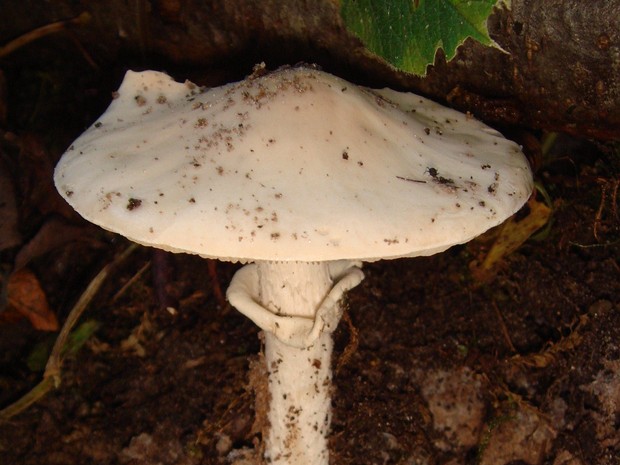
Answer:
54 66 533 464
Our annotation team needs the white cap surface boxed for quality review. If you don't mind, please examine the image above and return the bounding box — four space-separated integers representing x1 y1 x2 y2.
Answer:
54 67 533 262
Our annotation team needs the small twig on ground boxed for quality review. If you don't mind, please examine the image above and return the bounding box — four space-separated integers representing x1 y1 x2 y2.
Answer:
0 12 91 59
594 178 619 241
509 313 588 369
492 300 517 354
112 260 150 304
151 249 177 311
207 260 227 309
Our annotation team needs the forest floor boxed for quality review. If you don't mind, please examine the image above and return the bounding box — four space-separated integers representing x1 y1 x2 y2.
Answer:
0 42 618 465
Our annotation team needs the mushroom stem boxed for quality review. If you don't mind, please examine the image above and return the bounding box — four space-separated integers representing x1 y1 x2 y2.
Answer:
227 260 363 465
262 331 331 465
259 261 333 465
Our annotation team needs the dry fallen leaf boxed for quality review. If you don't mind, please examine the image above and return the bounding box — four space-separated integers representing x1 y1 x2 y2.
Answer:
470 195 552 283
6 132 74 219
6 267 58 331
13 216 93 271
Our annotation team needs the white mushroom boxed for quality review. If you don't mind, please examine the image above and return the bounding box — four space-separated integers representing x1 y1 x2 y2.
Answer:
54 66 533 465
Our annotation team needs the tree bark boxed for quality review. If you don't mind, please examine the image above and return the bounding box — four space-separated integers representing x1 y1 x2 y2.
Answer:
1 0 618 139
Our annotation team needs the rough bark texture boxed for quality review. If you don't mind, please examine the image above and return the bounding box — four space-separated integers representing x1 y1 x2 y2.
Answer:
1 0 618 139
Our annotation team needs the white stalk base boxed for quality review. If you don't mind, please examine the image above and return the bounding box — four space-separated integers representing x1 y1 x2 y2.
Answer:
227 260 364 465
263 329 333 464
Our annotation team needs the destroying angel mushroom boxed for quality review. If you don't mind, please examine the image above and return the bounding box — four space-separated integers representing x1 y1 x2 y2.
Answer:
54 65 533 465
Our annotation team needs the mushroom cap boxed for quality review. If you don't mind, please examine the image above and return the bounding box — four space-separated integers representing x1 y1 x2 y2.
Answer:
54 67 533 262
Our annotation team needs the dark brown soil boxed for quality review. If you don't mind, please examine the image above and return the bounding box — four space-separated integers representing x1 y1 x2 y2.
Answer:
1 142 619 464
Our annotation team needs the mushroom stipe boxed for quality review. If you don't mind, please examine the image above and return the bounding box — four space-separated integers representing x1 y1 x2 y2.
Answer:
54 65 533 465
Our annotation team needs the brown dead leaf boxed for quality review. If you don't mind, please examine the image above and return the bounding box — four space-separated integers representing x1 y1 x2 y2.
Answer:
13 215 95 271
6 132 74 219
470 195 552 283
509 314 588 368
6 268 58 331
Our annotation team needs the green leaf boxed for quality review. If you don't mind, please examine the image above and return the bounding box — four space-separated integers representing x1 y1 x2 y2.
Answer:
341 0 499 76
63 320 100 357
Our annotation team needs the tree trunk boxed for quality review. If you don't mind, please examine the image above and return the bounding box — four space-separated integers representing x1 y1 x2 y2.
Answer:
1 0 618 140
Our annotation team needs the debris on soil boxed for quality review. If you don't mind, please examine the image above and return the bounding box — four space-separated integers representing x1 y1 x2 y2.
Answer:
420 368 487 453
478 401 556 465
